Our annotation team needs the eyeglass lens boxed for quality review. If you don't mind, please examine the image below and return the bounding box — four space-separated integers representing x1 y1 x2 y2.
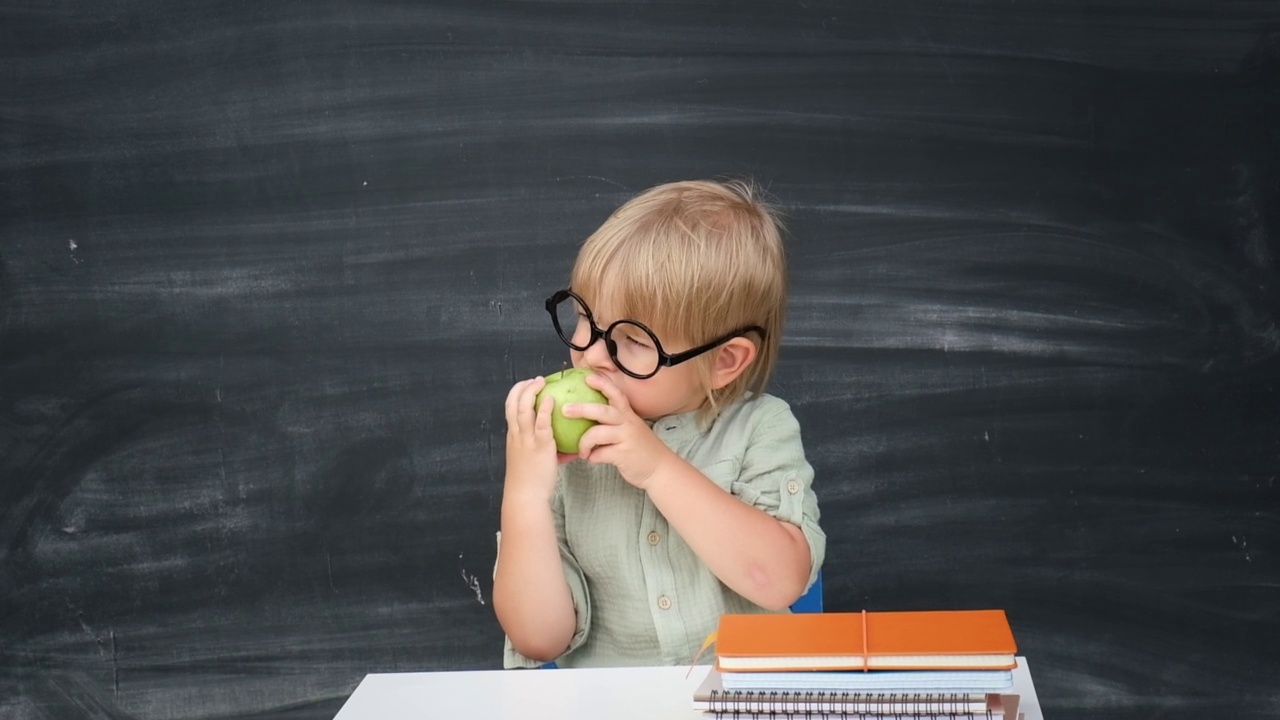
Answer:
551 295 662 377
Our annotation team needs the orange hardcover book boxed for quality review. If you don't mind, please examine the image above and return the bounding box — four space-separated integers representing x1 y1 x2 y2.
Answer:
715 609 1017 672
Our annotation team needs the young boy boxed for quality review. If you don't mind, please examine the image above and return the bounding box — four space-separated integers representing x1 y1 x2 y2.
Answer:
494 179 825 668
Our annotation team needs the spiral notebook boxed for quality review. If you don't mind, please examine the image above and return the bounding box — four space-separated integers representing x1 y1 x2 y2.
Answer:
693 667 1022 719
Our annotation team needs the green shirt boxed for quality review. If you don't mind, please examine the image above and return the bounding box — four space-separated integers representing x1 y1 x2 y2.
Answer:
502 393 826 669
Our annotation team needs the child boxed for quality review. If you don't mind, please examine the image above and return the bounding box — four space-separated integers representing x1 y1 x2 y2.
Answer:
494 179 825 668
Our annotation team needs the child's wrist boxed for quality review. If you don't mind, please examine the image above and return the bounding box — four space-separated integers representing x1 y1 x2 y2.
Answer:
636 448 679 494
502 476 555 506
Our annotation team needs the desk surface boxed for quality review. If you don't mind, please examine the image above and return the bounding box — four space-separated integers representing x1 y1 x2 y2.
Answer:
334 656 1044 719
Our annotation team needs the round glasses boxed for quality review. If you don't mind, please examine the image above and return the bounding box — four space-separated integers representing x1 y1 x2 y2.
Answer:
545 289 765 380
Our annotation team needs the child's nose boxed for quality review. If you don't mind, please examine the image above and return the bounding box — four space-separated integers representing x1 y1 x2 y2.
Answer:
580 334 616 371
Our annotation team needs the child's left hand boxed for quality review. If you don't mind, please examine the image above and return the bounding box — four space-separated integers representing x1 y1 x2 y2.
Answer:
559 373 674 490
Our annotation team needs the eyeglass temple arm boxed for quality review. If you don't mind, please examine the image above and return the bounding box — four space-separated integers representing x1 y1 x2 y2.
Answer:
662 325 766 366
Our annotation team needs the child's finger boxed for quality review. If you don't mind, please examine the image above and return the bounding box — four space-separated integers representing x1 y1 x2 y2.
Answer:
534 392 555 434
584 372 632 414
504 379 531 422
507 377 544 428
575 424 614 460
520 378 549 429
561 400 615 426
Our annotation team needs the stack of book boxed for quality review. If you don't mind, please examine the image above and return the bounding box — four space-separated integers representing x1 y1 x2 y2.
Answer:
692 609 1022 720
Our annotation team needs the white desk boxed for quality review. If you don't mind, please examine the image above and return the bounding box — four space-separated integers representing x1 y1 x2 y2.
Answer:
335 656 1044 719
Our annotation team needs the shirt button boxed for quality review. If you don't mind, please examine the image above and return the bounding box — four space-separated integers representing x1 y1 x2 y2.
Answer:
786 480 801 495
657 595 672 610
647 531 661 546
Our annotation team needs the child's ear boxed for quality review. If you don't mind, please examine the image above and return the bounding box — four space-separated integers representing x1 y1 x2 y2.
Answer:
709 337 758 391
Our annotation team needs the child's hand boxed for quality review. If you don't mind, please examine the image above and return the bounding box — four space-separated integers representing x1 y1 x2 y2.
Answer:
560 374 676 490
503 377 567 501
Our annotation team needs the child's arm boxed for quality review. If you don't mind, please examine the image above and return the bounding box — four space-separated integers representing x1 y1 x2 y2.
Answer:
641 453 812 611
566 380 816 611
492 377 577 661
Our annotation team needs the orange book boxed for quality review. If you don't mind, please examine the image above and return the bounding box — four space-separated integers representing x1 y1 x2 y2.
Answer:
714 609 1017 672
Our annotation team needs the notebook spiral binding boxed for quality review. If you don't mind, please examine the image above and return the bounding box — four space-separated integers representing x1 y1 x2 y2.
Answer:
706 689 997 719
705 714 995 720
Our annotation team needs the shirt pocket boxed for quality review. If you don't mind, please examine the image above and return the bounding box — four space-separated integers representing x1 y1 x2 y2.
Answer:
700 458 740 492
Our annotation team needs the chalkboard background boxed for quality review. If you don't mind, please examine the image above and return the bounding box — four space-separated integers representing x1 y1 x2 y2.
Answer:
2 2 1277 719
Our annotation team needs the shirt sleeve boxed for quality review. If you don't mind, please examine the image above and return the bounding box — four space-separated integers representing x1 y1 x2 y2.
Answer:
501 473 593 669
729 399 827 589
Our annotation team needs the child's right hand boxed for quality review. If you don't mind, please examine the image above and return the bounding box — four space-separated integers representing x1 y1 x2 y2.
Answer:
503 376 563 500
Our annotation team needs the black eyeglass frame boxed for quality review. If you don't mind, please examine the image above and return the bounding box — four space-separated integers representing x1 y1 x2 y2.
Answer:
545 289 766 380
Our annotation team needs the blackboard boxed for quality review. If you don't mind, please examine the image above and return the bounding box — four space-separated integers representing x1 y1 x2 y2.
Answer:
2 2 1277 718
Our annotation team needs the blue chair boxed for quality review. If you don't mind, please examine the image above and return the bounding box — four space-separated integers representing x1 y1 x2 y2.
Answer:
790 569 824 613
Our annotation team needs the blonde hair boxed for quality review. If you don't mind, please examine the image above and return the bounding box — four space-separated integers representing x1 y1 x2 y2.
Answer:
569 179 788 423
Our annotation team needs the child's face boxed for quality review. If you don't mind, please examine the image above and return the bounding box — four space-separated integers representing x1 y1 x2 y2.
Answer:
569 315 709 421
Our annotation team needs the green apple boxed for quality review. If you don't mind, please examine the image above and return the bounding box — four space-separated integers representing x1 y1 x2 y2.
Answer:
535 368 608 454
